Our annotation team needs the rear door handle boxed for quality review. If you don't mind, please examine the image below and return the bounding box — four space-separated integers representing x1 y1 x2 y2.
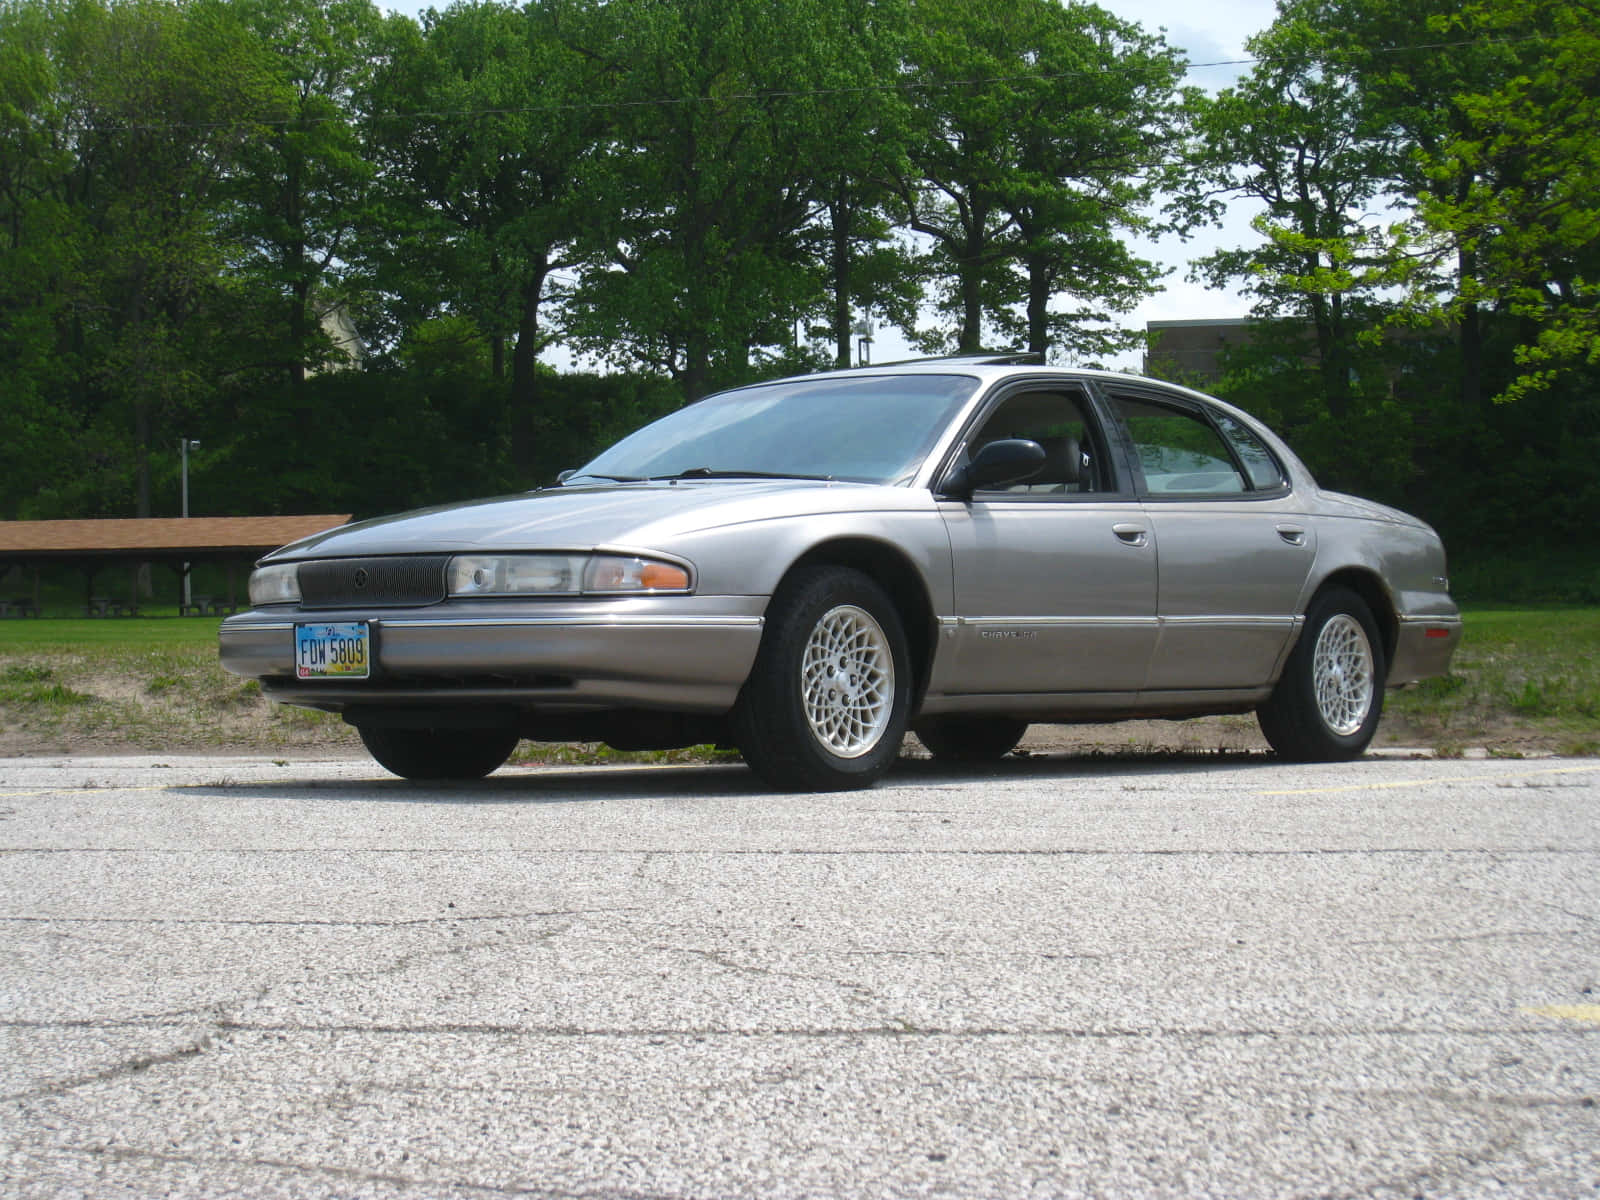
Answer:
1113 523 1148 548
1276 524 1307 547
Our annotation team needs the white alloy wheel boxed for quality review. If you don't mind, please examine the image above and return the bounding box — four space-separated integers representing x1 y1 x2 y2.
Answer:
799 603 895 757
1312 612 1376 736
1257 586 1387 762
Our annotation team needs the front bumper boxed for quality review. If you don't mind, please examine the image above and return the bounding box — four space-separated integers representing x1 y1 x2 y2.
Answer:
219 595 766 714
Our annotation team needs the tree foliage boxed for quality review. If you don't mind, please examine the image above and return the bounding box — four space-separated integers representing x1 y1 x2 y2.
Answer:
894 0 1185 358
1 0 1595 562
1166 0 1600 552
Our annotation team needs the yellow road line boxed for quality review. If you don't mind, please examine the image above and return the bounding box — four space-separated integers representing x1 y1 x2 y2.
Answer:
1523 1004 1600 1026
1259 764 1600 797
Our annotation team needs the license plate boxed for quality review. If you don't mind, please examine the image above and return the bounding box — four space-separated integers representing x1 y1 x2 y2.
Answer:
295 622 371 679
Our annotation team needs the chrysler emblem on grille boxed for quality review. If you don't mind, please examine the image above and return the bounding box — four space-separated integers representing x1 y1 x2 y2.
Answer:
353 568 369 589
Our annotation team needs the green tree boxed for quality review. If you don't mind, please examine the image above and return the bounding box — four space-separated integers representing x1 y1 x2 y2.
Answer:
1185 16 1402 419
226 0 384 393
895 0 1185 358
1290 0 1533 410
787 0 923 369
0 0 86 516
566 0 850 400
2 0 277 519
1413 0 1600 402
365 0 601 474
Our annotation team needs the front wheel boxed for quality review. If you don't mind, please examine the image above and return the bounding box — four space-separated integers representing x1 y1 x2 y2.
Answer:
1257 588 1386 761
734 566 912 791
358 725 520 780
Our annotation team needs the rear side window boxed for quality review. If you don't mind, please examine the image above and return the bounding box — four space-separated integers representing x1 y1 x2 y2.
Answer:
1112 396 1247 496
1214 412 1286 490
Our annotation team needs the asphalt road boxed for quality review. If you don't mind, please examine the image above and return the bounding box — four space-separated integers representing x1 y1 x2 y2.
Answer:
2 750 1597 1199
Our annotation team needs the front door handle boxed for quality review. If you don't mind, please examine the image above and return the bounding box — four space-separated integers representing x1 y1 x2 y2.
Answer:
1276 523 1307 547
1113 523 1148 548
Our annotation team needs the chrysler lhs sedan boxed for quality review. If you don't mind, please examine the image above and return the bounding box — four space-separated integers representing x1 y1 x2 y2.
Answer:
219 356 1461 790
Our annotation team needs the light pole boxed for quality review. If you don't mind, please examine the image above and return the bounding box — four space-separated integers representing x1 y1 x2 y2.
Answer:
180 438 200 518
853 317 874 366
180 438 200 609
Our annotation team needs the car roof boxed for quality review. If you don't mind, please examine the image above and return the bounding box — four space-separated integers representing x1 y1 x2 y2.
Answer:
753 354 1194 394
741 354 1317 489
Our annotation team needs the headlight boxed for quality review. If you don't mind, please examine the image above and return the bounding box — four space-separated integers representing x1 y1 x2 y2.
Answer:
445 553 692 597
248 563 301 605
448 554 586 596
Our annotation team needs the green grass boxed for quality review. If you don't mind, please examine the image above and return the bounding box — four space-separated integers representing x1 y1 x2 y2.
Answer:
0 617 224 650
1385 607 1600 755
0 618 349 753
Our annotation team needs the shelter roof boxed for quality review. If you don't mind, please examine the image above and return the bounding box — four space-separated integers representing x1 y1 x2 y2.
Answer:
0 516 351 559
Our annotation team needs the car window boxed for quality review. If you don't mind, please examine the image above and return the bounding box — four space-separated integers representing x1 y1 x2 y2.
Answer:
1213 411 1286 490
571 374 979 486
967 389 1106 495
1111 395 1248 496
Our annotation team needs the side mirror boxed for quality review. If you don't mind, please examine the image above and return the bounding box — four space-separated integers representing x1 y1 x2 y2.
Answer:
940 438 1047 500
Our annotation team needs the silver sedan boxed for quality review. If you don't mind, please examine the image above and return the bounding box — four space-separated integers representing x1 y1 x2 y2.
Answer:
219 357 1461 790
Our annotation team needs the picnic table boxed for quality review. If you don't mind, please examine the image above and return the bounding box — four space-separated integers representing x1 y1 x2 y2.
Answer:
0 598 39 618
84 597 138 617
179 594 238 617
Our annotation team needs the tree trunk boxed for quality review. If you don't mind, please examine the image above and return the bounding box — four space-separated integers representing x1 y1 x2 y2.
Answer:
289 278 309 390
509 257 550 480
1025 252 1050 357
135 398 151 518
1309 291 1351 420
1458 246 1483 412
682 328 711 403
831 199 853 370
958 248 984 354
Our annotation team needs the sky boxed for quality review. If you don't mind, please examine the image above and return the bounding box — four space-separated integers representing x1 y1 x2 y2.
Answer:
379 0 1285 372
1096 0 1280 369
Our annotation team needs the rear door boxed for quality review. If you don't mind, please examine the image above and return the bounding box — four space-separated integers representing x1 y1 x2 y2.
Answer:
1099 385 1313 692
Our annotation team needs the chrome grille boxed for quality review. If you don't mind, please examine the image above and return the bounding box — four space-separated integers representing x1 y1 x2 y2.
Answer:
297 556 449 608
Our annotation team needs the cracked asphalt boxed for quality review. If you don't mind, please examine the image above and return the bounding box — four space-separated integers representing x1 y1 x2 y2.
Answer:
1 751 1598 1198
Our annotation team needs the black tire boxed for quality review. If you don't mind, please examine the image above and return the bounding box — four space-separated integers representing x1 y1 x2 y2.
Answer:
358 725 520 780
1257 587 1386 762
733 566 912 791
914 716 1029 761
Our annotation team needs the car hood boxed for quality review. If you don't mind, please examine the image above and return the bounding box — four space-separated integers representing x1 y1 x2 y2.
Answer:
262 479 919 561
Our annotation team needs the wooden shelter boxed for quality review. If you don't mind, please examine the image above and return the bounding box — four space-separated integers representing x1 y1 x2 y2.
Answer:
0 515 350 615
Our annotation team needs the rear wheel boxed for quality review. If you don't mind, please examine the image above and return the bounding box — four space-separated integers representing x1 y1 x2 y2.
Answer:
914 716 1029 761
734 566 911 791
358 725 520 780
1257 587 1385 761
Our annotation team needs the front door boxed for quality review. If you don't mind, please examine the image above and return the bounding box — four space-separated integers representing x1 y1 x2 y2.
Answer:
935 385 1157 697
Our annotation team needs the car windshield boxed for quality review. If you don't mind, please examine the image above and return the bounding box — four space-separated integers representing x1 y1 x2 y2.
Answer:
568 374 979 486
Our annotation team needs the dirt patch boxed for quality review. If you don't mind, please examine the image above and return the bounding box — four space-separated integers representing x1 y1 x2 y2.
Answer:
0 657 1578 761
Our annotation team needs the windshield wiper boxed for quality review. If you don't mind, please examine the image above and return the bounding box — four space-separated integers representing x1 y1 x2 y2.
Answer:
649 467 835 481
561 472 646 484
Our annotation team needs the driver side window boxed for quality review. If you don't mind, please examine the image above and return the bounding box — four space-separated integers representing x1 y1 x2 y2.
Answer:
968 390 1103 494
